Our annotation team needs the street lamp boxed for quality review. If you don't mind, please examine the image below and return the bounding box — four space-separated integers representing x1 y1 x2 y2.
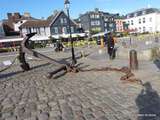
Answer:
64 0 77 65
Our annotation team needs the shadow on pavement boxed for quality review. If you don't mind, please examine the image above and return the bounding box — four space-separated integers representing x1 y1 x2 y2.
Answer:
153 59 160 70
135 82 160 120
0 71 22 79
0 54 89 79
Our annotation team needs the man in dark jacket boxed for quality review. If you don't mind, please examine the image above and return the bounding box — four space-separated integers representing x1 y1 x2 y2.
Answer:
107 32 115 59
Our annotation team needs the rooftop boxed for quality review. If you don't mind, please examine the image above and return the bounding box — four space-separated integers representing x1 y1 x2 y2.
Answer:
126 8 160 18
20 20 50 28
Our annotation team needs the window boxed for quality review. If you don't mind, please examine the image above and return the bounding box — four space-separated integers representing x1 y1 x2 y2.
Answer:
36 28 40 35
143 27 146 32
62 27 67 34
131 20 134 25
104 18 108 21
139 19 141 24
54 27 58 34
95 21 100 25
142 11 146 15
105 23 107 27
109 23 113 27
143 17 145 23
71 27 74 33
44 27 46 35
26 28 30 34
149 17 152 22
149 27 152 32
60 18 67 24
95 14 100 18
128 21 130 25
91 21 95 26
64 18 67 23
139 27 141 32
90 14 95 18
91 20 100 26
134 13 137 17
60 18 63 24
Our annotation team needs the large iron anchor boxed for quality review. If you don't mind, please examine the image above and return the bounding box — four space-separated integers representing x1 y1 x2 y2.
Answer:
19 33 78 79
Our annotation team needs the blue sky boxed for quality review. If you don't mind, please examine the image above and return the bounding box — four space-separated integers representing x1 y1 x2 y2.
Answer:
0 0 159 20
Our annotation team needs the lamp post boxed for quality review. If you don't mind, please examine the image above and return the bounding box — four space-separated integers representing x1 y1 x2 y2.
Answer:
64 0 77 65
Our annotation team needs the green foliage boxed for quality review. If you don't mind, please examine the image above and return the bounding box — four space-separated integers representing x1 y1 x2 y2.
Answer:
0 48 12 53
90 29 101 35
49 36 56 43
33 43 46 48
122 31 129 37
62 39 97 47
151 47 160 60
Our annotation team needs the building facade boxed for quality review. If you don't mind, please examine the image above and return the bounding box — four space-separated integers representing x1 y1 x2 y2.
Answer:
0 21 5 38
115 18 125 32
49 11 77 35
20 11 78 38
125 8 160 33
20 20 50 37
79 8 117 34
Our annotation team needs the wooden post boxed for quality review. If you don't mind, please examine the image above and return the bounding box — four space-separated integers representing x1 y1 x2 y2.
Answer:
130 50 138 70
100 36 104 48
0 42 3 48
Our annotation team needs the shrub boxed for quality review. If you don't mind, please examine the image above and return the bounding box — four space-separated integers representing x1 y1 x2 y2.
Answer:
151 47 160 60
0 48 12 53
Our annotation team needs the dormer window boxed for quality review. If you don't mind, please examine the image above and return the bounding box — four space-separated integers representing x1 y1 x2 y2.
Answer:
142 11 146 15
134 13 137 17
127 15 130 19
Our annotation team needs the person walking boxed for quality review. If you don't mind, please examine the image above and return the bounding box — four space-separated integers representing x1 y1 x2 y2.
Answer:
107 32 115 59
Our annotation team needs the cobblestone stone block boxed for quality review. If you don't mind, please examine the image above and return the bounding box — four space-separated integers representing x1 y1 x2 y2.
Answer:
37 112 49 120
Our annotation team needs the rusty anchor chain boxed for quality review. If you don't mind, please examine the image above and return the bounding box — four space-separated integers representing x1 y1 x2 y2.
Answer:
79 66 143 85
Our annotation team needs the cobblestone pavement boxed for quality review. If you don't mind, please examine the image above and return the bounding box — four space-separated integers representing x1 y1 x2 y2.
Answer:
0 46 160 120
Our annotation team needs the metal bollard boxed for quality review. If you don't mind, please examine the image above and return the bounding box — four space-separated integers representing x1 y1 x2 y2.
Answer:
129 50 138 70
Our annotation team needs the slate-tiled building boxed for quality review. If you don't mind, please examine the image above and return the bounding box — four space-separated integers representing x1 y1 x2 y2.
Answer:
79 8 118 34
49 11 77 35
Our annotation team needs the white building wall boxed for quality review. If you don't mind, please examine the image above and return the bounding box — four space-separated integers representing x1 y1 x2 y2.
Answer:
45 27 51 36
21 28 28 36
125 13 160 33
21 27 51 37
156 14 160 32
14 20 27 32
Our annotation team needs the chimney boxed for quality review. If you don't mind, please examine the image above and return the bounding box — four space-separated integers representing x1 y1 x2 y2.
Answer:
24 12 31 18
7 13 12 20
95 8 99 12
14 12 21 19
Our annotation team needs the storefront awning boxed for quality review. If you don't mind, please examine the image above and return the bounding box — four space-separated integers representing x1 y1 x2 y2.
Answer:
91 31 110 38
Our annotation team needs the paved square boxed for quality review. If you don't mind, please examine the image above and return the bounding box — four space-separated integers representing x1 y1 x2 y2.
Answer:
0 46 160 120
